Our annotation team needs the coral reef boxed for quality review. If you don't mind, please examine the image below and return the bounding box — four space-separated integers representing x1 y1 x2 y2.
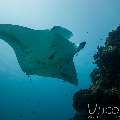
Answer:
71 25 120 120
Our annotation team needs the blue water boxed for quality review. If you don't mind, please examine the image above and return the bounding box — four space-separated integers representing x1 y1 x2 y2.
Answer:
0 0 120 120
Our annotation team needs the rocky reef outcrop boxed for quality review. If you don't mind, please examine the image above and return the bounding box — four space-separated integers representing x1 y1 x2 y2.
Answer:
71 26 120 120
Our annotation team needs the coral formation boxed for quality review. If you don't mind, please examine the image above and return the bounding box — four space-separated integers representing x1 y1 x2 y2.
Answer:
71 25 120 120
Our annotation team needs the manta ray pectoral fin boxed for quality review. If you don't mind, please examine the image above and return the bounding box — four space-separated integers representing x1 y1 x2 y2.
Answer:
51 26 73 39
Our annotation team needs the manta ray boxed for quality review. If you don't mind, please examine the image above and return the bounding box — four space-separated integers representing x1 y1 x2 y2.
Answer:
0 24 86 85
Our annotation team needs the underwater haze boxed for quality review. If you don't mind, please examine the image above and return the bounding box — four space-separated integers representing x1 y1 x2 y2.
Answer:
0 0 120 120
